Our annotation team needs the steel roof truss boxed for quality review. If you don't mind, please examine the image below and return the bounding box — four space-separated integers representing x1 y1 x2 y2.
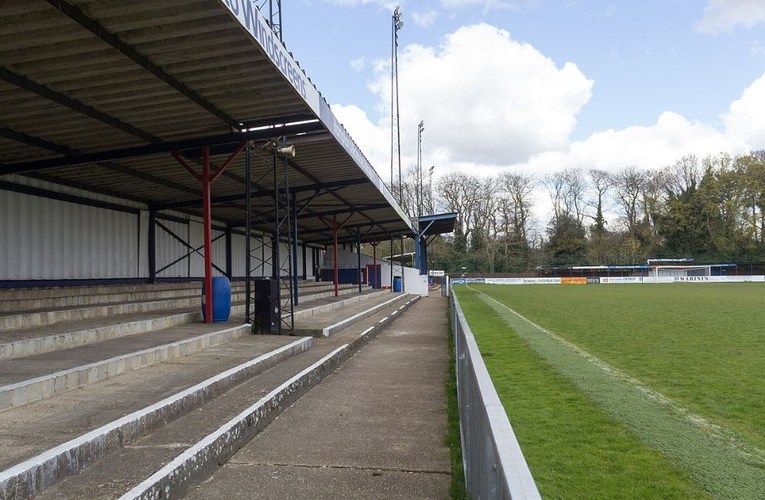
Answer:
44 0 240 129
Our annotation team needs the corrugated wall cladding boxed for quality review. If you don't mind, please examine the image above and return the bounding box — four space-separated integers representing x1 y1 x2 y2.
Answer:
0 190 139 280
1 188 320 282
155 218 189 278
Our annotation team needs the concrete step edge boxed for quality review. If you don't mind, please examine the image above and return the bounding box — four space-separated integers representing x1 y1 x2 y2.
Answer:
120 294 422 499
292 290 389 321
0 289 206 314
0 288 375 360
0 286 353 325
0 296 206 332
0 323 254 412
0 336 313 499
321 293 411 337
0 281 339 303
0 311 201 361
0 283 204 301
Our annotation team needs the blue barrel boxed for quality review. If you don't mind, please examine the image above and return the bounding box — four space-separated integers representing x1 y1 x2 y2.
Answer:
393 276 403 292
202 276 231 322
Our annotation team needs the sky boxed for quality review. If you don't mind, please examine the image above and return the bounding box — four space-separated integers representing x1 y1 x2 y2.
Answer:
279 0 765 188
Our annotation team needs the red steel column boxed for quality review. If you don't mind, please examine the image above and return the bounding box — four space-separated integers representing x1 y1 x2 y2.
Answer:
373 243 377 288
202 146 213 324
333 215 339 297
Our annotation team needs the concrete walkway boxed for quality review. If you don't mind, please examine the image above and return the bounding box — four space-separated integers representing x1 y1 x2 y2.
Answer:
189 294 451 499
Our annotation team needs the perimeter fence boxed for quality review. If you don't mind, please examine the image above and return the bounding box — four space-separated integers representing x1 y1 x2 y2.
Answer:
450 291 541 500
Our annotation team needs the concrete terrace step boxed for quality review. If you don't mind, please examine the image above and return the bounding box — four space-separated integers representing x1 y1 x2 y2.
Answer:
0 295 210 332
0 287 385 410
0 286 380 361
0 335 312 494
0 283 356 328
0 286 203 315
294 292 413 337
1 295 421 499
0 280 334 313
0 282 202 302
0 321 255 411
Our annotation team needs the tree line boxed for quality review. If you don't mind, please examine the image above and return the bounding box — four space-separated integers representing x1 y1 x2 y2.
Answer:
390 151 765 273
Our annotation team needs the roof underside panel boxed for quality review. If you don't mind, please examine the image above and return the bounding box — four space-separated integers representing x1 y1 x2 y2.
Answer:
0 0 414 245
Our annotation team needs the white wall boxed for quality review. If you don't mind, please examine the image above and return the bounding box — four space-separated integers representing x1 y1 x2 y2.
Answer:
0 189 140 280
1 181 315 282
403 266 429 296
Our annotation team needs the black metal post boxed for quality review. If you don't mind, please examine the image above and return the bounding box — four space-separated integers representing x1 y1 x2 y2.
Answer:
225 226 232 278
357 229 362 293
245 142 252 321
292 192 299 306
148 210 156 283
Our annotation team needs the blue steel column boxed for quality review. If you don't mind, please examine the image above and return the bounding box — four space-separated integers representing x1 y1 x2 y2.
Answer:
414 231 422 275
291 192 299 306
420 235 429 276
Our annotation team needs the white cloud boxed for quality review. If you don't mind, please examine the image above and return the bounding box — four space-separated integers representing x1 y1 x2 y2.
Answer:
324 0 397 7
440 0 540 12
371 24 593 167
412 10 439 28
350 57 368 71
330 22 762 191
751 40 765 57
330 103 392 176
695 0 765 34
723 72 765 148
517 112 747 177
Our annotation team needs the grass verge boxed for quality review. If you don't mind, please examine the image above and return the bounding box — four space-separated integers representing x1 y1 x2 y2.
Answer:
456 287 712 499
468 283 765 450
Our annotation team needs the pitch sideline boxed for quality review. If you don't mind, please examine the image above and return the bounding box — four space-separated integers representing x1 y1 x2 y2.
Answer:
465 285 765 499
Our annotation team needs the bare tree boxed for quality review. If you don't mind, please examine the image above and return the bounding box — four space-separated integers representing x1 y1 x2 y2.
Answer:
588 169 612 236
543 168 588 223
437 172 483 242
500 172 536 243
543 171 567 221
613 166 646 235
564 168 589 224
664 154 701 199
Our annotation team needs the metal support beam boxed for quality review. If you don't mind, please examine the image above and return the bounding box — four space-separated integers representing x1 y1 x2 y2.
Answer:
401 235 406 292
169 143 245 323
0 122 323 176
225 226 233 278
0 66 157 143
357 229 362 293
302 245 307 280
292 192 299 306
245 142 252 322
390 236 394 290
333 215 339 297
202 147 214 324
148 211 156 283
44 0 241 129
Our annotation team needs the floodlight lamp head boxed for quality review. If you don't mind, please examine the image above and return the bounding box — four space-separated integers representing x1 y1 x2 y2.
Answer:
394 7 403 30
277 145 296 157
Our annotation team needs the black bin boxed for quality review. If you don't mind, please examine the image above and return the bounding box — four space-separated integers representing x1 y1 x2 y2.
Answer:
253 278 281 334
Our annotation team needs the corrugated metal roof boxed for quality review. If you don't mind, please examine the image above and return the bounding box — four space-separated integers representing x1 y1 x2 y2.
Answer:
0 0 413 244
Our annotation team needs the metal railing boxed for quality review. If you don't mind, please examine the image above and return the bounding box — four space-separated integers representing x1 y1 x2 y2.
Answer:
451 291 541 499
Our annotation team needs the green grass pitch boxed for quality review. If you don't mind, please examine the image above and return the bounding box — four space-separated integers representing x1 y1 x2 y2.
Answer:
455 283 765 499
